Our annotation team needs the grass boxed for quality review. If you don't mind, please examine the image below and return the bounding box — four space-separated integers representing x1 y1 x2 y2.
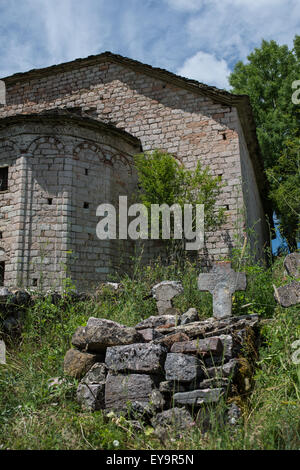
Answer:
0 255 299 450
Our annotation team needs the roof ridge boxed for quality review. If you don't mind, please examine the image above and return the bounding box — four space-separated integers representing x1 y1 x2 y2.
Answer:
2 50 245 102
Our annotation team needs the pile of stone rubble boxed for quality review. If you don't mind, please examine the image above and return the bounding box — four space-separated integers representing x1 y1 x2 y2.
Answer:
0 288 31 335
64 266 261 430
0 288 89 335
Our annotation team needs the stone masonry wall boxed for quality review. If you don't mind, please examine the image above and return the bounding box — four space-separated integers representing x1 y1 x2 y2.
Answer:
237 119 270 260
0 58 266 262
0 115 141 291
0 139 24 286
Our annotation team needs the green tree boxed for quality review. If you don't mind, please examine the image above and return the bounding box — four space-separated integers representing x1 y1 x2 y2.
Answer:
133 150 225 259
267 136 300 246
229 36 300 249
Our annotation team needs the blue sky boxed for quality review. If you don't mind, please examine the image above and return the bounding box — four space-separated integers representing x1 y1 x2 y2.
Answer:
0 0 299 89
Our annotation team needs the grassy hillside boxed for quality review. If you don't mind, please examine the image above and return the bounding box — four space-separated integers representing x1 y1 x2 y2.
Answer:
0 255 299 450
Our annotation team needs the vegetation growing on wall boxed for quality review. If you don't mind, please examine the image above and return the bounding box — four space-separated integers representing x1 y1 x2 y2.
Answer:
229 36 300 250
133 150 225 260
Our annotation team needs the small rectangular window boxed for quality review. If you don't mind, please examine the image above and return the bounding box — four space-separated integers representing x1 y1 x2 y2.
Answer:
0 262 5 286
47 198 53 205
0 167 8 191
32 278 38 287
83 202 89 209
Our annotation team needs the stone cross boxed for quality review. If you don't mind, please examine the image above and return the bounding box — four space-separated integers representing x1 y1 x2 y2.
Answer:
198 262 247 319
152 281 183 315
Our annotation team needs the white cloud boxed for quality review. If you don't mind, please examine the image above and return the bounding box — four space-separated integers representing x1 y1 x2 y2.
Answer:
185 0 300 66
177 51 231 89
165 0 202 11
0 0 112 77
27 0 108 64
0 0 299 84
165 0 284 13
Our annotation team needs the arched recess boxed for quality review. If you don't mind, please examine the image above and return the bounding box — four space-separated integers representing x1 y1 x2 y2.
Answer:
73 141 107 163
25 135 66 195
111 153 133 176
0 138 20 164
26 135 65 155
22 135 67 288
110 152 137 207
72 140 113 203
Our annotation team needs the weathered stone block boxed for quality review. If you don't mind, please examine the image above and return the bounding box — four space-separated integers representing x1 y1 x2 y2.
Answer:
198 377 229 389
203 358 239 379
170 337 223 356
72 318 143 353
165 353 202 382
81 362 107 384
284 253 300 278
159 381 187 394
150 389 166 410
222 359 239 377
135 315 179 330
274 281 300 307
77 382 105 411
218 334 233 359
151 407 194 431
71 326 87 349
105 343 167 374
138 328 163 342
155 331 190 350
176 314 259 340
105 373 156 411
180 308 199 325
63 349 103 379
175 319 217 338
173 388 223 406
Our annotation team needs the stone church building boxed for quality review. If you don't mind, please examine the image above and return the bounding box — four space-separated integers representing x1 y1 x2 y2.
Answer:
0 52 270 291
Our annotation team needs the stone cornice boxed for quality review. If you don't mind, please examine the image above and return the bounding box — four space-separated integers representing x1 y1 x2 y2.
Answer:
0 108 142 149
